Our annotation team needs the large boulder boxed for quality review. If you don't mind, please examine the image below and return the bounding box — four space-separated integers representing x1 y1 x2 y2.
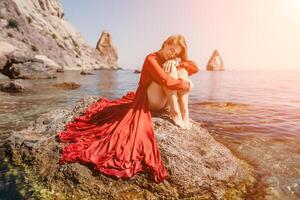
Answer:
5 96 256 199
0 79 25 92
0 41 17 70
0 44 57 79
34 55 62 72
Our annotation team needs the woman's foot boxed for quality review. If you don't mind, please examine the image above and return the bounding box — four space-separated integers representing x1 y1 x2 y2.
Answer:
182 117 192 130
169 110 185 129
181 109 192 130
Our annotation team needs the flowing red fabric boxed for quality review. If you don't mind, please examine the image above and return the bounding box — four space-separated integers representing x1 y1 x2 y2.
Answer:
58 51 199 183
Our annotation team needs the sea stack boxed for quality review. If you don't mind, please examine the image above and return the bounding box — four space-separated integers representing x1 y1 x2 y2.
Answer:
96 31 119 69
206 49 225 71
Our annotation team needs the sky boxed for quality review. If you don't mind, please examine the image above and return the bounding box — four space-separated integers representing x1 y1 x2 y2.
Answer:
60 0 300 70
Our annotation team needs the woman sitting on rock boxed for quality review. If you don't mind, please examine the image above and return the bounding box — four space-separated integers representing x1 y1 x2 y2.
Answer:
147 34 198 129
58 34 199 183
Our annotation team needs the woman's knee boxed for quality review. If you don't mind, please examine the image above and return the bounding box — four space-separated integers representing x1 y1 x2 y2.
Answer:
177 67 191 96
177 67 189 80
178 88 189 97
166 65 179 79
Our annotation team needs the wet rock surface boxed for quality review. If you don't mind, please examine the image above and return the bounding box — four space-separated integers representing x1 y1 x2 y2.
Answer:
0 79 25 92
5 96 255 199
134 69 141 73
52 82 80 90
80 70 95 75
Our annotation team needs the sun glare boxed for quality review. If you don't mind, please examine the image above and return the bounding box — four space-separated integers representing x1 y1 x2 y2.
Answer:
280 0 300 23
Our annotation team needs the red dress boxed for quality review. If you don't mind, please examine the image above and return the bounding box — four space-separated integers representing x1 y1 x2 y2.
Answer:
58 51 199 183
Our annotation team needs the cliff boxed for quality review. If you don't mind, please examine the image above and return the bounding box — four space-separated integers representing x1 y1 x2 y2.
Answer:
0 0 119 79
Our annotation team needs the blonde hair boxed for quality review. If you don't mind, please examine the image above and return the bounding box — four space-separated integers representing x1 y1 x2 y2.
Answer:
159 34 188 61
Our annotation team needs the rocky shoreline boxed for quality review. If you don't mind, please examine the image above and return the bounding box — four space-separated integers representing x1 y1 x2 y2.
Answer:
4 96 257 199
0 0 120 81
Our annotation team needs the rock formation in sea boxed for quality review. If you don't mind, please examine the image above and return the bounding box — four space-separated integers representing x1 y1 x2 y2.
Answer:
80 69 95 75
0 0 119 79
5 96 257 199
134 69 141 73
96 31 119 70
52 82 80 90
206 49 225 71
0 79 25 92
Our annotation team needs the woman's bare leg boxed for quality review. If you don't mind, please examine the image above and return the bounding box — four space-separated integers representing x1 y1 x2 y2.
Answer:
177 68 192 130
161 66 185 128
147 66 190 129
147 81 168 111
147 80 186 129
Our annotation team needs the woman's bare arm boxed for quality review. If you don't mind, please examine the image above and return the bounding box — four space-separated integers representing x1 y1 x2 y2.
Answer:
144 54 190 91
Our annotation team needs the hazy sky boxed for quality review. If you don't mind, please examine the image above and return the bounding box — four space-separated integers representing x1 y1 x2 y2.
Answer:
61 0 300 70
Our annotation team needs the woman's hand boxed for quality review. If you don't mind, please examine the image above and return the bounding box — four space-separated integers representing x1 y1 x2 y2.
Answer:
163 57 181 73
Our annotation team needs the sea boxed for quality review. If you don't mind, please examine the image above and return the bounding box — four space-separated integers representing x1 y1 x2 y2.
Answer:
0 69 299 199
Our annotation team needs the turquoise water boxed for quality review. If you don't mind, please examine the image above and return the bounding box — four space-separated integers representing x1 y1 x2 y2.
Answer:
0 69 299 199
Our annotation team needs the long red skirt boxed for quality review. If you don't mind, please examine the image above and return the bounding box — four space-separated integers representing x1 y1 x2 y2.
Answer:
58 85 168 183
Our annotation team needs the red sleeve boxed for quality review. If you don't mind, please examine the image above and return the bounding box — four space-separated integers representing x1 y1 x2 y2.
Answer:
178 60 199 76
144 54 190 90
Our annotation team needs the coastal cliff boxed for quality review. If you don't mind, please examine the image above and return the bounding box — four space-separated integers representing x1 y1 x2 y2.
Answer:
5 96 257 199
0 0 119 79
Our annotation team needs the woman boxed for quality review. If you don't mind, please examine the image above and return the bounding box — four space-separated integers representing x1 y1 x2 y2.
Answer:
147 34 198 130
58 34 199 184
